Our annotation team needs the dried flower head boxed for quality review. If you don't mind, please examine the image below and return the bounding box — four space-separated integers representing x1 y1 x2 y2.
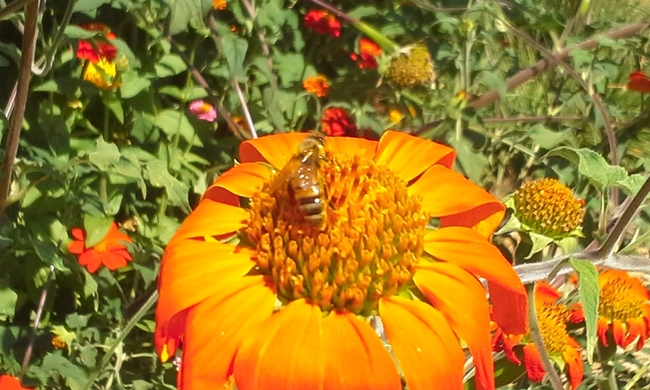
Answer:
513 178 584 238
387 45 436 87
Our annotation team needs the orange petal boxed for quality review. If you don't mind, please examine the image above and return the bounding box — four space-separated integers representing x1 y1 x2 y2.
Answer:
597 317 610 346
522 343 545 382
181 276 276 390
239 132 306 169
627 317 647 350
374 131 455 182
489 281 529 335
71 228 85 241
423 227 525 295
325 137 377 162
410 165 503 226
535 282 561 306
170 199 248 242
234 299 325 390
201 162 272 205
612 319 627 347
155 240 256 347
79 251 101 273
413 262 494 390
440 204 505 239
379 296 465 390
322 311 401 390
68 240 85 254
562 345 584 390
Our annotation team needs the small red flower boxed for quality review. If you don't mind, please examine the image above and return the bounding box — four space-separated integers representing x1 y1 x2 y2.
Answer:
76 23 117 64
350 38 382 69
320 107 357 136
304 9 341 38
68 222 133 273
627 71 650 93
0 375 31 390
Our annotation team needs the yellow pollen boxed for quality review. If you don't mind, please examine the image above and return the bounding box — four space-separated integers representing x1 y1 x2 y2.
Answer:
538 302 571 354
513 178 584 238
246 152 427 314
599 277 645 321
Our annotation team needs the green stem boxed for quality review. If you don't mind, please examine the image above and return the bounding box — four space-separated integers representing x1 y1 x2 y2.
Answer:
81 291 158 390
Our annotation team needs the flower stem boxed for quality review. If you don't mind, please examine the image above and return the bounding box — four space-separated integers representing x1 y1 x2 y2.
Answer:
81 290 158 390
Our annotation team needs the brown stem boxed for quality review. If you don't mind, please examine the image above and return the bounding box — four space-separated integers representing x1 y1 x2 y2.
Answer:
0 0 37 21
0 0 39 215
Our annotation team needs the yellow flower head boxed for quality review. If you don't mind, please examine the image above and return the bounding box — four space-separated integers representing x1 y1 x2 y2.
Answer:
387 45 436 88
389 109 404 123
83 58 121 90
513 178 584 238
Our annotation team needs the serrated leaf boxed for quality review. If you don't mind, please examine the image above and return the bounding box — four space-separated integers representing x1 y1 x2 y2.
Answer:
222 35 248 80
544 147 628 188
42 353 89 390
145 160 191 212
86 138 121 170
167 0 205 35
83 214 114 248
154 110 202 146
570 258 599 363
273 52 304 87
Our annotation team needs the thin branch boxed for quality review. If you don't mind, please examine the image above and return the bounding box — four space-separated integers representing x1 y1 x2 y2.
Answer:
233 81 258 139
239 0 279 90
0 0 37 21
0 0 39 215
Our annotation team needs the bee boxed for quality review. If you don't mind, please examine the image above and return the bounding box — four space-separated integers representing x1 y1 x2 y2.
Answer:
270 132 328 228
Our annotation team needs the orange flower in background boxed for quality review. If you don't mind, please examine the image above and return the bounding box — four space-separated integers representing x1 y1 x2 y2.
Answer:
76 23 117 64
493 282 583 390
0 375 31 390
303 74 331 97
304 9 341 38
68 222 133 273
351 38 382 69
155 131 527 390
213 0 227 10
320 107 357 137
596 270 650 350
389 108 404 123
627 71 650 93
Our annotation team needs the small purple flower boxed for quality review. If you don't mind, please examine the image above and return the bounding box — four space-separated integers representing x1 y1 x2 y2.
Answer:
188 100 217 122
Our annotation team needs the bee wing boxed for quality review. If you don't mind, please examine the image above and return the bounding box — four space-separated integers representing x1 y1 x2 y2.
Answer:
269 157 301 194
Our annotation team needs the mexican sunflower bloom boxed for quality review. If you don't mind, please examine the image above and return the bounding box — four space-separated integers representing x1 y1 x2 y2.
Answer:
320 107 357 137
596 270 650 350
68 222 133 273
304 9 341 38
83 59 121 90
0 375 31 390
155 131 527 390
189 100 218 122
351 38 382 69
627 71 650 93
303 74 331 97
76 23 117 64
493 282 583 389
213 0 227 10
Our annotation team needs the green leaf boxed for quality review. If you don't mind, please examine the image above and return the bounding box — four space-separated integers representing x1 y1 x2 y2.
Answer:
42 353 89 390
222 35 249 81
155 109 202 146
73 0 110 12
64 26 102 39
120 71 151 99
526 232 554 259
83 214 114 248
528 124 568 149
155 54 188 78
85 137 121 170
167 0 205 35
32 239 67 271
615 174 648 196
105 98 124 124
569 258 599 363
145 160 191 213
544 147 628 189
0 278 17 321
273 52 304 87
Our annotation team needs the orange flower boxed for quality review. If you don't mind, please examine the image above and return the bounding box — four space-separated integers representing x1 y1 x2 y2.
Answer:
213 0 227 10
155 131 526 390
493 282 583 389
351 38 382 69
83 58 121 90
76 23 117 64
304 9 341 38
596 270 650 350
627 71 650 93
303 74 331 97
68 222 133 273
320 107 357 137
0 375 31 390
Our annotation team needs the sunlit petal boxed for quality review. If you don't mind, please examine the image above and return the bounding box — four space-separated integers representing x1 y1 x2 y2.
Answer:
202 163 272 205
239 132 307 169
326 137 377 162
170 199 249 242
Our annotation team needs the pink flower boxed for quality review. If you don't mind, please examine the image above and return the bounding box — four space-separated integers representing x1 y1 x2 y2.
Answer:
189 100 217 122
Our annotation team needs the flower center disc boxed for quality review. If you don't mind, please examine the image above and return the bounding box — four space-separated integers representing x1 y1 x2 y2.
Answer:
247 152 427 315
600 278 645 320
538 303 570 354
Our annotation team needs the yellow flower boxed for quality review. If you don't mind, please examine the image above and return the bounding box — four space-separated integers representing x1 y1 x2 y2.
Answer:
387 45 436 88
389 109 404 123
83 58 120 90
513 178 584 238
51 335 67 350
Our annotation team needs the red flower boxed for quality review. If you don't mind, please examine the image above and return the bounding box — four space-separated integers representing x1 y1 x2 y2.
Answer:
68 222 133 273
304 10 341 38
76 23 117 64
350 38 382 69
627 71 650 93
0 375 31 390
320 107 357 136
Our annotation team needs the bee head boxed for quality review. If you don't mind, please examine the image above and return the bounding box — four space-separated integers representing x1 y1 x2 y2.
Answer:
298 132 326 154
